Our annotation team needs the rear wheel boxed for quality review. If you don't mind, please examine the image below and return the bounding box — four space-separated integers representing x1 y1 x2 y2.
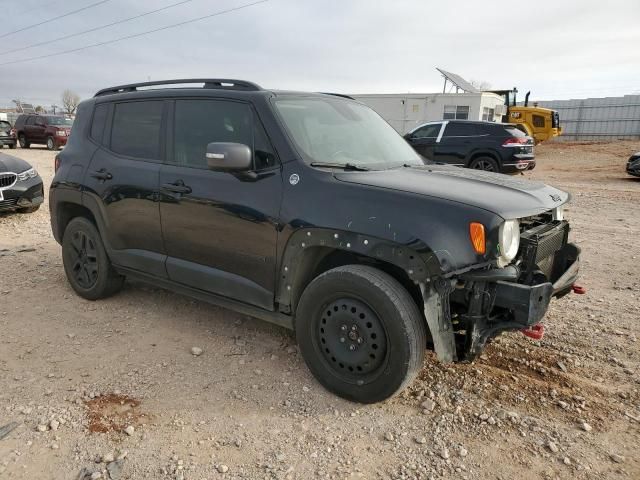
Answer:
62 217 124 300
8 143 16 149
46 136 55 150
469 156 499 172
296 265 426 403
18 134 29 148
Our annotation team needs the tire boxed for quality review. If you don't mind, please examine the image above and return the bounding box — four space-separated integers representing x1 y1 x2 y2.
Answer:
296 265 426 403
18 134 30 148
46 136 55 150
9 143 16 149
18 205 40 214
469 156 499 172
62 217 124 300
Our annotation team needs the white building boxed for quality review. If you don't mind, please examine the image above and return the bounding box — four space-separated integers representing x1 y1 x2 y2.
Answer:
351 91 506 135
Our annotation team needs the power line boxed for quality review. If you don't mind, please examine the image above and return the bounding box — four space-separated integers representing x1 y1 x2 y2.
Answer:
0 0 269 67
1 0 198 56
0 0 112 39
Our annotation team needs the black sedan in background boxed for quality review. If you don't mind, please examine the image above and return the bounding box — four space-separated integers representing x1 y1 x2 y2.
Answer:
404 120 535 174
0 152 44 213
627 152 640 177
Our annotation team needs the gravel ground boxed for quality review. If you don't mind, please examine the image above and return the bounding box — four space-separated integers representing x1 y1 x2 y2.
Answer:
0 141 639 480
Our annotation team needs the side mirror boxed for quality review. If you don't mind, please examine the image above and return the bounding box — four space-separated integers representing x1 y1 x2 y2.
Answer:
206 142 252 172
404 133 415 140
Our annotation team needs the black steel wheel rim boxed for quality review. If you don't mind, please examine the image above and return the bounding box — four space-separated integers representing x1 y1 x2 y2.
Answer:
69 230 98 288
316 297 388 381
474 160 495 171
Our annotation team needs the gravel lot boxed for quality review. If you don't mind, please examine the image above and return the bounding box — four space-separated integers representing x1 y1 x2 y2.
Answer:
1 141 639 480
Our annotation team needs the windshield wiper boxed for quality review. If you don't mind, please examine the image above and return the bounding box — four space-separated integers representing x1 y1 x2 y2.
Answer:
310 162 370 171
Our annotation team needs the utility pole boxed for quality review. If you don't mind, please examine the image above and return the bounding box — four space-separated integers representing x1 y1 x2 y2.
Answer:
51 104 59 114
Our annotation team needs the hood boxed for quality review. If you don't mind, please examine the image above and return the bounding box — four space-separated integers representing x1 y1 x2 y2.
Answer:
0 152 32 174
334 164 569 219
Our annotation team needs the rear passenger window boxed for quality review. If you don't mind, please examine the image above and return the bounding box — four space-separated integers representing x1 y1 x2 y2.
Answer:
111 101 163 160
90 104 109 143
443 123 474 137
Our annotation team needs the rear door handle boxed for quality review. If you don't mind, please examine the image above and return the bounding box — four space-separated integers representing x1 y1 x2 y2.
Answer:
90 169 112 181
161 181 192 194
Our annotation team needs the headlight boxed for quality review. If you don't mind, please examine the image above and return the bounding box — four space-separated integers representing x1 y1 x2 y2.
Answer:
17 168 37 181
497 219 520 267
553 205 564 221
56 130 66 137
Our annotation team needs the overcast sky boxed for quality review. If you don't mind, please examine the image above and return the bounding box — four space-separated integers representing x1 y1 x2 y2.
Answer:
0 0 638 108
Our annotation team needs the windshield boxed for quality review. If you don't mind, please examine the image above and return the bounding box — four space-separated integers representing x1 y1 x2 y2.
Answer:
274 97 423 169
47 116 73 126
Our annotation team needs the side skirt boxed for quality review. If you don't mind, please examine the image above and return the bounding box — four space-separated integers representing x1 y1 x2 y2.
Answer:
115 266 294 330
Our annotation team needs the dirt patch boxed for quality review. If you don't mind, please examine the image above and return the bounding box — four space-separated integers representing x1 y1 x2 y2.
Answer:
85 394 146 434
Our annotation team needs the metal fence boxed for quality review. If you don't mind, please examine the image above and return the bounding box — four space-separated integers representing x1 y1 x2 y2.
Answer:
534 95 640 141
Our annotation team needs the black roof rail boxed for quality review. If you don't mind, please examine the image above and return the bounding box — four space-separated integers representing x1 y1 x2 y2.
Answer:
94 78 262 97
318 92 355 100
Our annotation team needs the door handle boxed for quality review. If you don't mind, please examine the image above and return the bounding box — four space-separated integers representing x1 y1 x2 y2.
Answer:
90 169 112 181
161 181 192 194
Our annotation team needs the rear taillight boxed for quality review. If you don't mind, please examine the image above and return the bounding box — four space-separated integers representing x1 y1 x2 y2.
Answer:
10 128 16 137
502 137 528 147
54 155 61 172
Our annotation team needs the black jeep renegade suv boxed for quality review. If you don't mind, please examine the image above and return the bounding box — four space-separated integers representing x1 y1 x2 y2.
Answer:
49 79 581 403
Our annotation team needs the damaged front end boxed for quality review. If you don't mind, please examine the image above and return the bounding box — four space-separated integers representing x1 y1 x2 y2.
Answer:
421 210 581 363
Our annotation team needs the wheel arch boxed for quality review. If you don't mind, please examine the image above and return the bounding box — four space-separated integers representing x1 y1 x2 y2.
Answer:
55 201 98 242
276 228 441 319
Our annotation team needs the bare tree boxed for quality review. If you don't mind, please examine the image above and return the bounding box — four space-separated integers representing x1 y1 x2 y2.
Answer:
470 79 492 91
61 90 81 115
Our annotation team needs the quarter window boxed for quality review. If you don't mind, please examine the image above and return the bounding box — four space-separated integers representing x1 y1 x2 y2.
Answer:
532 114 545 128
90 104 109 143
111 101 163 160
443 105 469 120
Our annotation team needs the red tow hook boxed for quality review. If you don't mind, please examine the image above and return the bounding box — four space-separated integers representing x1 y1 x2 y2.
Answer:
521 323 545 340
572 284 586 294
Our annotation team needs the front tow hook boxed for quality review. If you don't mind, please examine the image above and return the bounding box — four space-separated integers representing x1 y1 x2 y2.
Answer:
572 284 586 294
521 323 545 340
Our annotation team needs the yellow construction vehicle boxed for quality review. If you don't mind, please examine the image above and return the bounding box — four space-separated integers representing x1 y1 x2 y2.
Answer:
489 88 562 144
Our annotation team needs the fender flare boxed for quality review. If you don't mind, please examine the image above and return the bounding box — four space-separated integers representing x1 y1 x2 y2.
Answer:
275 227 443 313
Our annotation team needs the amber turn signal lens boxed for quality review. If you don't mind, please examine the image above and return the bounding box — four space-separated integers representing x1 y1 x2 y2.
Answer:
469 222 486 255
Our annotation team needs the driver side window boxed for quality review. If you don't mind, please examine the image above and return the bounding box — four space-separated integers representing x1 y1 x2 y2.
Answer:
172 100 277 170
412 124 441 139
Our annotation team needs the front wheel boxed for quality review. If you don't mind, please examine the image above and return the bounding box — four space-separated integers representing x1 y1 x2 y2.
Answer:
62 217 124 300
46 137 55 150
296 265 426 403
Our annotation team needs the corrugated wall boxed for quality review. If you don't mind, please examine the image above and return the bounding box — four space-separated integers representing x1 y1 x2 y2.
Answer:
534 95 640 141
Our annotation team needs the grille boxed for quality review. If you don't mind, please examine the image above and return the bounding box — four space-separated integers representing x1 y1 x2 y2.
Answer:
518 220 569 282
0 198 18 209
0 173 17 188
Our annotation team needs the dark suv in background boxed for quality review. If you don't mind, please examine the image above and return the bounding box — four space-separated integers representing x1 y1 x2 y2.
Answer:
404 120 535 173
49 79 580 403
14 114 73 150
